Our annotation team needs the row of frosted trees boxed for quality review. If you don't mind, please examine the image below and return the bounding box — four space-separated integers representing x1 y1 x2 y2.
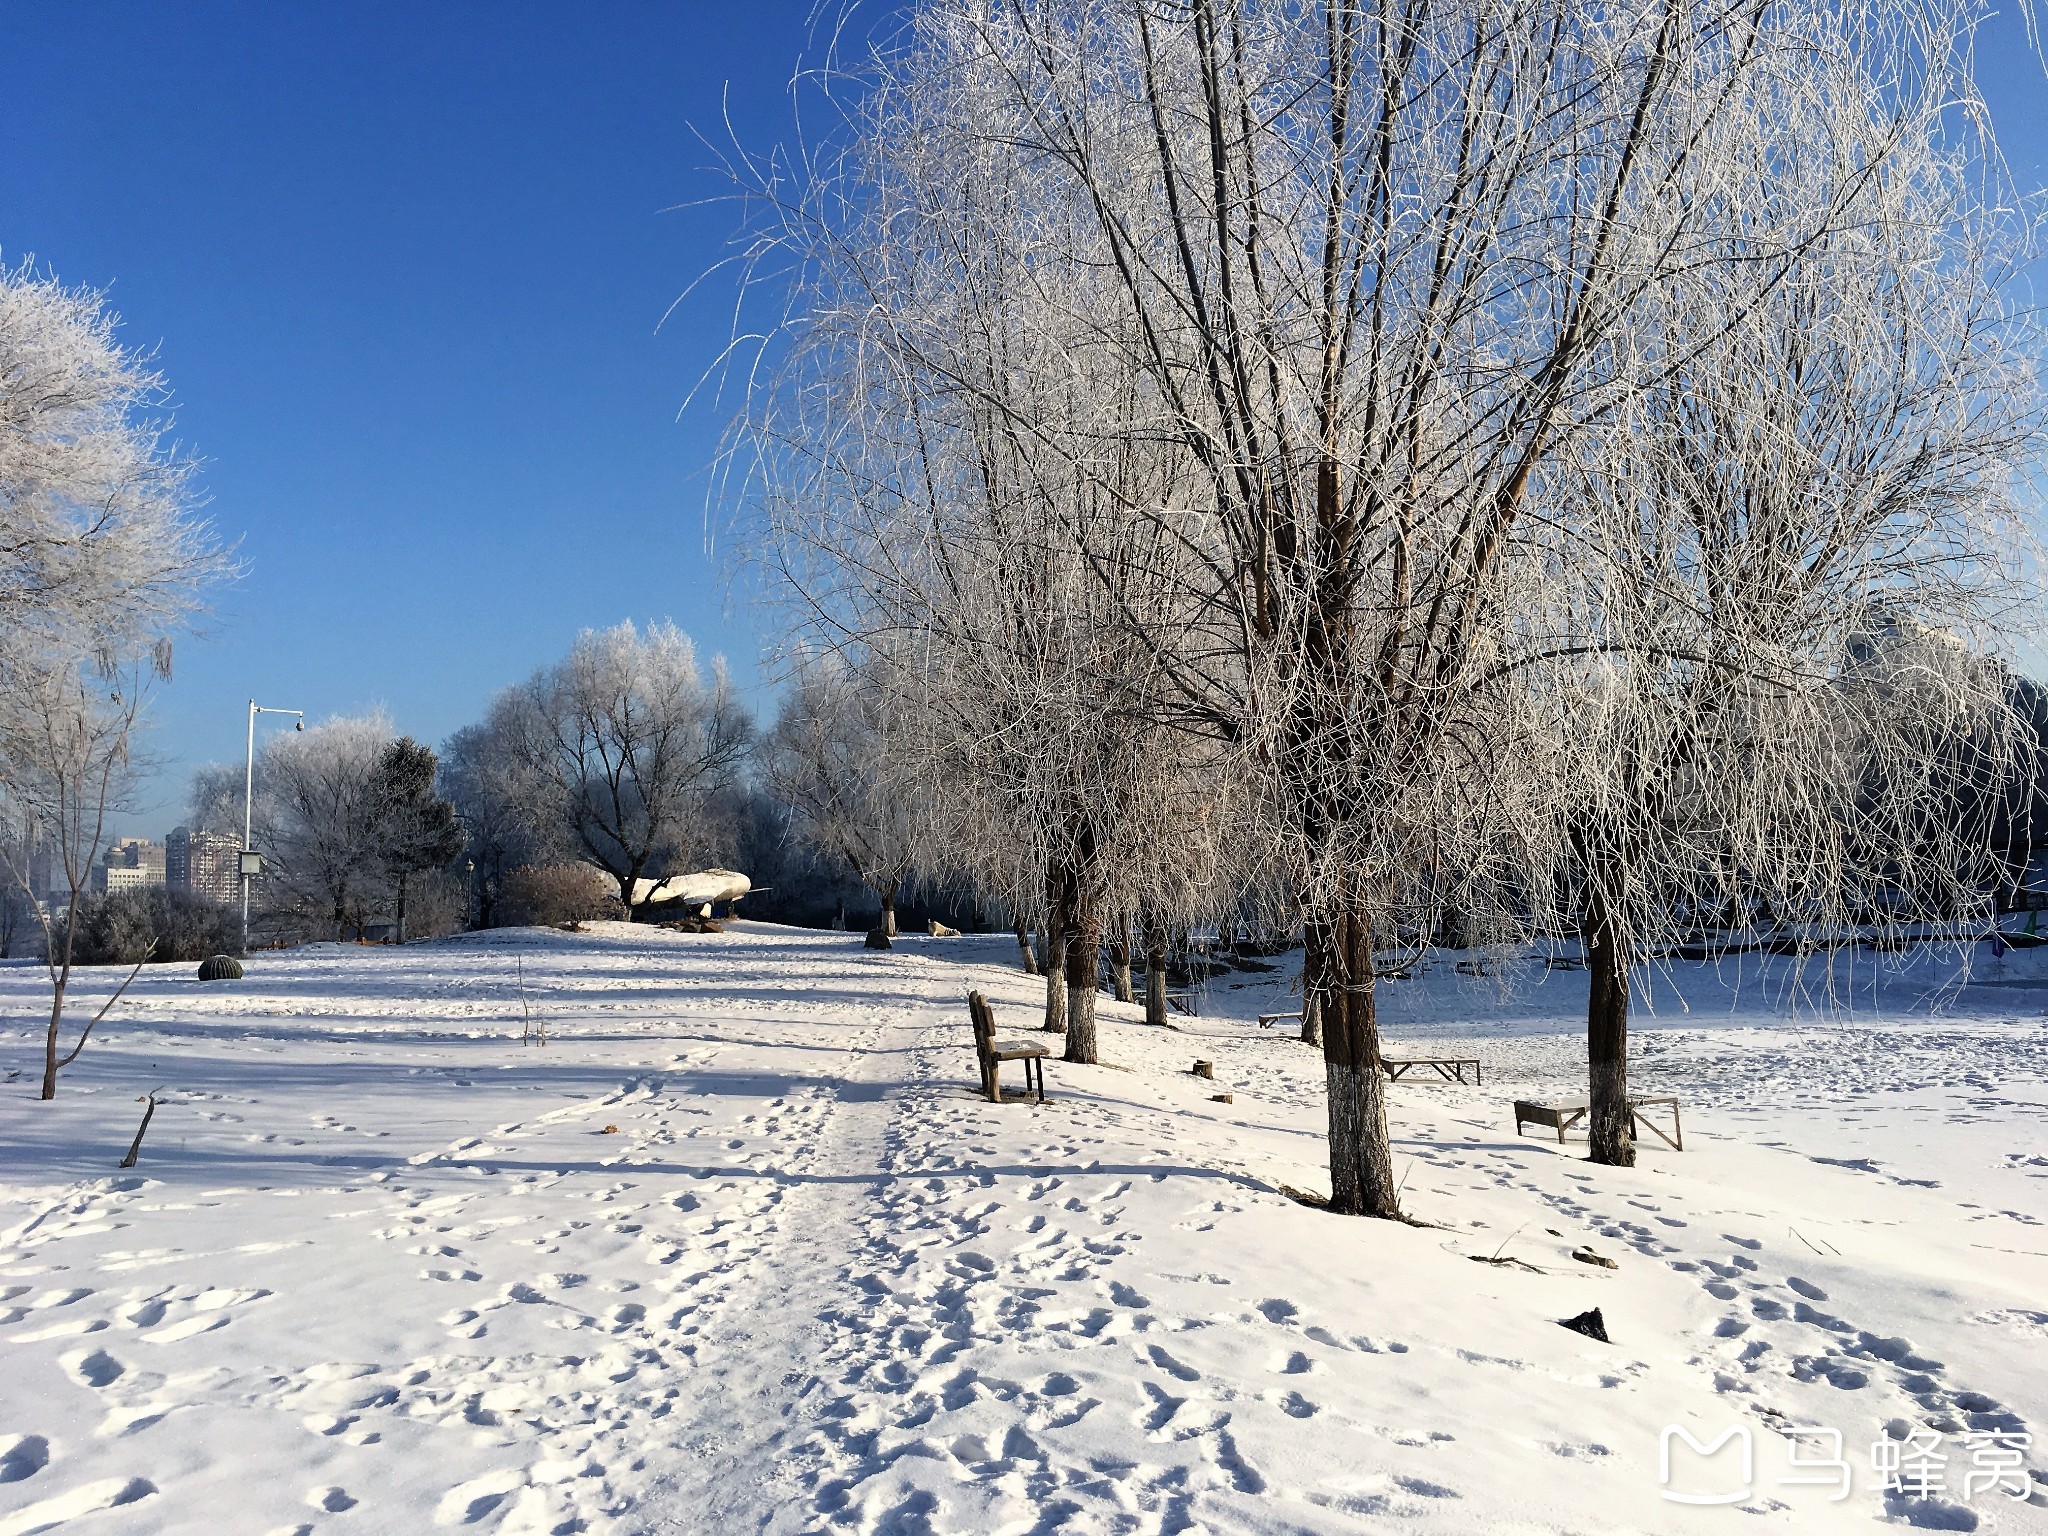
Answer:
734 0 2043 1207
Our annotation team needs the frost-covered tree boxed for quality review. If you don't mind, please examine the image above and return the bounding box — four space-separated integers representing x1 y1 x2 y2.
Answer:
742 0 2036 1214
483 623 753 918
0 260 223 1096
0 259 219 664
440 722 548 929
1536 95 2040 1165
185 761 245 837
763 650 918 935
0 661 153 1098
256 714 394 942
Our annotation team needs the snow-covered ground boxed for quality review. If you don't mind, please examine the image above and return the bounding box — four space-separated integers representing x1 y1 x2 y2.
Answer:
1 923 2043 1535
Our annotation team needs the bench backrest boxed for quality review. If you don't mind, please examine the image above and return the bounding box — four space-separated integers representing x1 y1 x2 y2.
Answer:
967 991 995 1060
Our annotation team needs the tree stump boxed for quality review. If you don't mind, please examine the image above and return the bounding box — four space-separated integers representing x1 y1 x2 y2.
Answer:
1191 1061 1214 1079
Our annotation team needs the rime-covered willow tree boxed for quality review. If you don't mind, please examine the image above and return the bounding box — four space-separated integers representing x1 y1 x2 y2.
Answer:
752 279 1234 1059
763 649 919 936
1540 107 2040 1166
879 507 1238 1062
744 0 2036 1213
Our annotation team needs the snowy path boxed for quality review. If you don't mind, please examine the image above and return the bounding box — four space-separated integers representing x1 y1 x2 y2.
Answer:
2 925 2044 1533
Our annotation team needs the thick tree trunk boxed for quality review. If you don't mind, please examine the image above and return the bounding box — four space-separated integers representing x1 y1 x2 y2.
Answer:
41 978 66 1099
880 884 898 938
1109 913 1134 1003
1586 901 1635 1168
1144 919 1168 1028
1322 900 1400 1217
395 873 409 945
1015 923 1038 976
1042 927 1068 1034
1063 901 1102 1064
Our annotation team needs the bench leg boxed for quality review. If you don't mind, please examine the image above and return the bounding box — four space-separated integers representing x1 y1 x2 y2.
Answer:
1632 1106 1683 1151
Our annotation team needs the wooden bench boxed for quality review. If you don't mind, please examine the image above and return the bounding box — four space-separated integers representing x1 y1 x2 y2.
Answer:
967 991 1048 1104
1513 1095 1683 1150
1257 1010 1301 1030
1137 981 1198 1016
1383 1056 1482 1085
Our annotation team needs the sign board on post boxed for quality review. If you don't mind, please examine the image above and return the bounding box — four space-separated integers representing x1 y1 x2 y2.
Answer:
239 850 264 877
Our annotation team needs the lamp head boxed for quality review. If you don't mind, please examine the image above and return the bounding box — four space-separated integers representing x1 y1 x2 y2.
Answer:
294 719 304 731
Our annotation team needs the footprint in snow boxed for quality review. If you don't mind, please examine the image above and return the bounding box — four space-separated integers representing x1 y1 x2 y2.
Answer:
64 1348 125 1388
0 1433 50 1483
1145 1344 1200 1382
0 1475 156 1529
143 1315 230 1345
10 1316 110 1344
27 1287 92 1310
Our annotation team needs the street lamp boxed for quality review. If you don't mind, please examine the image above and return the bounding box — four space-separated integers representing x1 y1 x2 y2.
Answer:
243 701 304 953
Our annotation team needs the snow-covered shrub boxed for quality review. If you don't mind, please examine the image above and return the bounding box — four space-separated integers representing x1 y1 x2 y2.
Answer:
496 864 622 929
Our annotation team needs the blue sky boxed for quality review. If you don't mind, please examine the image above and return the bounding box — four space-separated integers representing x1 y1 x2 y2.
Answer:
2 4 2045 836
1 1 836 832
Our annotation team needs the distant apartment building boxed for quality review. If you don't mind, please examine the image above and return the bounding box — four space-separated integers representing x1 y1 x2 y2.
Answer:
97 837 167 895
167 826 240 905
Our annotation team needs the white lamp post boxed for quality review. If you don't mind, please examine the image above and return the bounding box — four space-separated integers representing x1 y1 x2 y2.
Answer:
243 700 304 952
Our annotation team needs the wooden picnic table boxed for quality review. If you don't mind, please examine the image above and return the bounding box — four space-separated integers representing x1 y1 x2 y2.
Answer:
1513 1095 1683 1150
1382 1056 1482 1086
1137 981 1198 1016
